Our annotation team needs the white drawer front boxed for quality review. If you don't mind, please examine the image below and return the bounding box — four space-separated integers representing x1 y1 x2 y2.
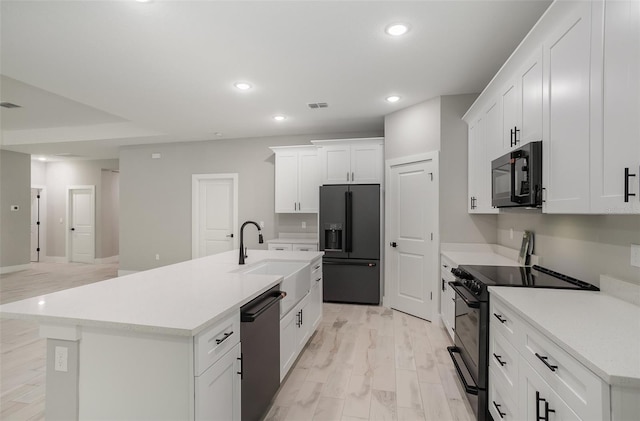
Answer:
268 243 293 251
311 259 322 277
293 243 317 252
489 366 519 421
490 298 522 348
194 310 240 376
521 321 608 420
490 329 519 392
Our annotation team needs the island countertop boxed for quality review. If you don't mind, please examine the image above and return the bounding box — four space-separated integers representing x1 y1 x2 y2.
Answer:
0 250 323 337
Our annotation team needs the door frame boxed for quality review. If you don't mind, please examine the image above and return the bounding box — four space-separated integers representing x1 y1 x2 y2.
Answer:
31 185 47 262
383 151 440 321
66 185 96 263
192 173 239 259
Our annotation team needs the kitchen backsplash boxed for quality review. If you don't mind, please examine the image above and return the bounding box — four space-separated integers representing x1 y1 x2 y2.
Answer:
275 213 318 235
497 212 640 287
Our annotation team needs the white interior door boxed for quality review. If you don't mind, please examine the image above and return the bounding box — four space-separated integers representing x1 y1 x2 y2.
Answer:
386 155 438 321
69 187 95 264
30 188 41 262
192 174 238 258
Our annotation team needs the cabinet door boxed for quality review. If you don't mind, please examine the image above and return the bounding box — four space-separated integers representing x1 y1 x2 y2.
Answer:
275 151 299 213
298 149 320 212
268 243 293 251
591 0 640 213
280 308 297 381
296 296 311 353
308 276 323 331
543 1 593 213
519 359 581 421
195 343 241 421
320 145 351 184
468 118 481 213
519 48 543 145
501 81 519 153
351 143 383 183
292 243 317 252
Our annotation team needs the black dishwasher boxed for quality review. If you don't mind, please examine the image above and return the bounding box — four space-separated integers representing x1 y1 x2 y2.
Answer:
240 285 284 421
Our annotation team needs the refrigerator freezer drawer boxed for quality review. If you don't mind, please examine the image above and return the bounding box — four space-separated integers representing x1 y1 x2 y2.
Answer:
323 259 380 304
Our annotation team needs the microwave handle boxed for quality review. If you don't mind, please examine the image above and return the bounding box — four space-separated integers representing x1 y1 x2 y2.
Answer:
510 150 524 204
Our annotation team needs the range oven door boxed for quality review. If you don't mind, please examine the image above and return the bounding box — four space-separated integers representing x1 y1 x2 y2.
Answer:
447 281 489 421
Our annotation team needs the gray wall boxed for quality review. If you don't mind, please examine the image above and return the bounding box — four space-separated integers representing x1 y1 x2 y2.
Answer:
100 170 119 259
45 159 119 259
498 213 640 286
384 97 441 161
384 94 497 244
0 150 31 269
119 131 380 272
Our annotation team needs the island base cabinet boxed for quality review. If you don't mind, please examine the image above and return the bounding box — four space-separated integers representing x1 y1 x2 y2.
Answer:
519 359 581 421
489 367 518 421
195 342 241 421
280 294 311 381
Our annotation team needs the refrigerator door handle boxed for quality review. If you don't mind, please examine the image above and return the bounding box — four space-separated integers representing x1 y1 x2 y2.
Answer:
345 191 353 253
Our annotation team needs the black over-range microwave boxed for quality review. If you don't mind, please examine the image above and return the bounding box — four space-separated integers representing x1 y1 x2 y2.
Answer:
491 141 542 208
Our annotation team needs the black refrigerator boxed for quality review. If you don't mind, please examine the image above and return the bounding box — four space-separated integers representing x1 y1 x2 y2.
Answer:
319 184 380 304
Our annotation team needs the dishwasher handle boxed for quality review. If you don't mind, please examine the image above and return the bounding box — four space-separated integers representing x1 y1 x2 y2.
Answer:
241 291 286 322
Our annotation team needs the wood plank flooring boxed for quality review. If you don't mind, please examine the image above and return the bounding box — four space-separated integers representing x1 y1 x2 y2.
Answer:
1 263 474 420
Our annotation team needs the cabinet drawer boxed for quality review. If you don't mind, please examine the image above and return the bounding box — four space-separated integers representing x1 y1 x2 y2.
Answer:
490 298 522 348
490 329 519 392
311 258 322 278
268 243 293 251
194 310 240 376
489 366 519 421
293 243 317 252
521 321 608 420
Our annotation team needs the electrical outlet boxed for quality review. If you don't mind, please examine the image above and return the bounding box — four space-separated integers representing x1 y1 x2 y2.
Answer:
631 244 640 268
155 254 160 261
302 221 306 229
55 346 68 372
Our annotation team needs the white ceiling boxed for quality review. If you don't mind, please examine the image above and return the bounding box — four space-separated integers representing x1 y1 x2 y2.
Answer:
0 0 552 160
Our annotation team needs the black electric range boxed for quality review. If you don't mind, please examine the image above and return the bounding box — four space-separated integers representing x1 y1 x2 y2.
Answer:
447 265 598 421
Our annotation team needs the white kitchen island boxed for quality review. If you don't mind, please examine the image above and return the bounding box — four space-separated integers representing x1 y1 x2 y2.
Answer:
0 249 322 420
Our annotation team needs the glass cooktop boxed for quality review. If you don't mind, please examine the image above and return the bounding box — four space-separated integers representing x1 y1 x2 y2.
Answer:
459 265 599 291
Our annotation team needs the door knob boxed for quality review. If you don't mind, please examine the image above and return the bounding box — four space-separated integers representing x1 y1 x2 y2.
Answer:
70 228 75 231
226 234 234 238
390 242 397 248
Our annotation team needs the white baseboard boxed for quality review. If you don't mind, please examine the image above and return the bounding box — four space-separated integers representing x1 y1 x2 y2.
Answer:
95 255 119 264
0 263 32 274
118 269 139 277
41 256 67 263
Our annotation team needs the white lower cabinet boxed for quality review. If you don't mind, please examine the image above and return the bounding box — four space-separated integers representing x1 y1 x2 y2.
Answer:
280 293 311 380
195 342 241 421
307 260 323 331
439 255 456 341
490 295 610 421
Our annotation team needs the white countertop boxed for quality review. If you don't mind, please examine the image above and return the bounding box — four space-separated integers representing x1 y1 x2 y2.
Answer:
489 287 640 387
0 250 323 337
441 243 533 267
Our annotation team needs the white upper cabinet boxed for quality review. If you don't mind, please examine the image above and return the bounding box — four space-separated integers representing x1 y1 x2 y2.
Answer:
542 1 593 214
312 138 384 185
500 48 544 155
590 0 640 214
270 146 319 213
468 103 499 214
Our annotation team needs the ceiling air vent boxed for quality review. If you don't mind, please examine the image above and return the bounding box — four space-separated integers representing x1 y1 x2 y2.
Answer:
0 102 21 109
307 102 328 109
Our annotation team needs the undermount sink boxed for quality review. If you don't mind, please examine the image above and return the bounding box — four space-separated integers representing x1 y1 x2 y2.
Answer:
236 260 310 316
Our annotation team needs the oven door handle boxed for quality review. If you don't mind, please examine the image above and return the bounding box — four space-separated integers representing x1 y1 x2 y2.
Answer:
448 281 481 308
447 346 479 395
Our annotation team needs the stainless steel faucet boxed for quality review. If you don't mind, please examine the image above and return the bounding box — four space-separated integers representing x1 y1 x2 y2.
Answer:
239 221 263 264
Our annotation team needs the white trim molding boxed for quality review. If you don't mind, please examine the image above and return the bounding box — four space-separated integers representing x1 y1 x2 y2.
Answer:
95 255 119 264
117 269 139 277
0 264 31 274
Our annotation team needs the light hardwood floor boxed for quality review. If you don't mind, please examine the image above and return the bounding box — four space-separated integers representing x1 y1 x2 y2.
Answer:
1 263 474 421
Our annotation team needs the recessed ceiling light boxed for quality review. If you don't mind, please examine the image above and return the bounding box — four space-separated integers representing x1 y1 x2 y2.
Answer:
136 0 152 3
38 156 47 161
273 115 287 122
385 23 409 37
386 95 401 103
234 82 252 91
